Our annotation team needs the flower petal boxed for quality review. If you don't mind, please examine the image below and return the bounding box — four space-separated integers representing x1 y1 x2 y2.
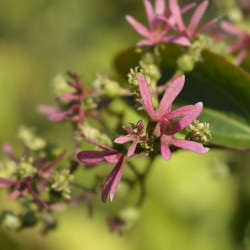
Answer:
155 0 166 15
104 154 123 164
144 0 155 29
8 189 22 200
102 156 126 202
221 22 246 37
162 36 190 46
114 136 134 144
40 150 67 173
136 121 145 134
157 75 185 118
167 102 203 135
122 126 135 135
77 151 116 164
0 178 22 186
161 139 172 161
49 111 68 122
228 41 245 53
169 0 186 30
166 104 200 119
235 50 248 65
37 105 61 115
137 73 155 117
194 18 216 36
188 1 208 35
127 137 139 157
82 133 118 152
26 183 48 208
169 138 209 154
125 15 150 38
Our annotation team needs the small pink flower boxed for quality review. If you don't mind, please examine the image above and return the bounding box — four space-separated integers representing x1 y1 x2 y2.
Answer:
114 121 147 157
168 0 215 40
137 73 201 124
0 177 47 208
137 73 208 160
126 0 190 46
77 134 126 202
160 103 209 161
222 21 250 65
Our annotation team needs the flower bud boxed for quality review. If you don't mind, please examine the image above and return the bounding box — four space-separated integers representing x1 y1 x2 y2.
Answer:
14 157 37 179
177 54 194 72
49 169 73 200
189 120 212 143
118 207 140 230
17 126 46 151
52 74 74 98
0 211 21 230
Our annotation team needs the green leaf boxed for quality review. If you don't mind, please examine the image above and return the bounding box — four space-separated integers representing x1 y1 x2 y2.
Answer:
113 44 250 149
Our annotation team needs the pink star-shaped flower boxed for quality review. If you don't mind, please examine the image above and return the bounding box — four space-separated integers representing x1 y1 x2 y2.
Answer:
114 121 148 157
137 73 208 160
167 0 215 40
126 0 190 46
77 134 126 202
222 21 250 65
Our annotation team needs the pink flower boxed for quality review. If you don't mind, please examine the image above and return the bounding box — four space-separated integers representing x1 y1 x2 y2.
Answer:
168 0 215 40
160 103 209 161
38 73 96 124
137 73 201 124
114 121 147 157
0 150 67 208
77 134 126 202
126 0 190 46
222 21 250 65
137 73 208 160
0 177 47 208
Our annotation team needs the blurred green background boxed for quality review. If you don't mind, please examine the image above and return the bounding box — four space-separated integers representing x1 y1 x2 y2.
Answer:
0 0 249 249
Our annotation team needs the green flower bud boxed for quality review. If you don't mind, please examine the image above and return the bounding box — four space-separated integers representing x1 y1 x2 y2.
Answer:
14 157 37 179
17 126 46 151
177 54 195 72
52 74 74 97
49 169 73 200
189 120 212 143
92 74 122 98
0 211 21 230
118 207 140 230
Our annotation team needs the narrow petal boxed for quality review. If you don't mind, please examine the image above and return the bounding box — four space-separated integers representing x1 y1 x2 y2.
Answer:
37 105 61 115
136 121 145 134
235 50 248 65
125 15 150 38
228 41 245 53
166 104 200 119
26 183 48 208
122 126 134 135
167 102 203 135
161 140 172 161
114 136 133 144
104 154 123 164
137 73 155 117
221 22 246 37
144 0 155 29
155 0 166 15
40 150 67 173
169 138 209 154
0 178 21 186
194 18 216 36
102 156 126 202
169 0 186 30
57 93 78 102
82 133 118 152
77 151 116 164
188 1 208 35
128 138 139 156
181 3 196 13
8 189 22 200
157 75 185 119
49 111 68 122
